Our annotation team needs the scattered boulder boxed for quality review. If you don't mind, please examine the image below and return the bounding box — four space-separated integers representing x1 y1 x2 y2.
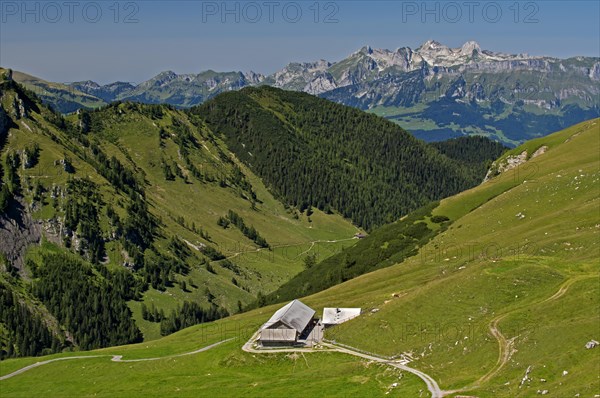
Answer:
585 340 599 349
520 365 533 387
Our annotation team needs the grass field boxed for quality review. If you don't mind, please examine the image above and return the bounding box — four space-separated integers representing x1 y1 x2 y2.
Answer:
0 315 425 397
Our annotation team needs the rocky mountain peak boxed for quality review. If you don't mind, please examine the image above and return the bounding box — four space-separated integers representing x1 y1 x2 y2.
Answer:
156 70 178 79
460 40 481 56
1 68 13 82
143 71 178 87
355 45 374 56
72 80 101 89
243 71 266 84
420 40 444 50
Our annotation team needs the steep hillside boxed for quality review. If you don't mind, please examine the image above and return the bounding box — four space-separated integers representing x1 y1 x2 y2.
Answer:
0 68 359 355
194 86 502 230
265 201 445 304
1 119 596 397
313 118 600 396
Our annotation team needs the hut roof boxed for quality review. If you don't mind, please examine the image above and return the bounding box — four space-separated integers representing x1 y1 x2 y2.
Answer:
263 299 315 334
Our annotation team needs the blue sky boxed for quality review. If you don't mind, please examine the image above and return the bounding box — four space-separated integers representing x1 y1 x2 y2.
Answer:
1 0 599 84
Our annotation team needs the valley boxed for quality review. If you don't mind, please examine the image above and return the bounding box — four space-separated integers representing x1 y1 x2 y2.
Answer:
1 65 597 395
2 2 599 396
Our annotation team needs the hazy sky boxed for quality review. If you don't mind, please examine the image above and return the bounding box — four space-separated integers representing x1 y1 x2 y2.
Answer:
1 0 599 84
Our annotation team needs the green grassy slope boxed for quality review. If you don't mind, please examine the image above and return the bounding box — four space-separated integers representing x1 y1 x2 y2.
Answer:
0 71 358 348
0 317 425 397
265 201 446 305
322 118 600 396
1 120 596 396
76 102 358 299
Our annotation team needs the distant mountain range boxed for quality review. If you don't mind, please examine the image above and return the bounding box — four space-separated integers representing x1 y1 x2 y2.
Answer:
11 40 600 146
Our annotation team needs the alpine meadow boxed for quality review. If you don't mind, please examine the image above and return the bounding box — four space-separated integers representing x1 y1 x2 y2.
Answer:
0 2 599 397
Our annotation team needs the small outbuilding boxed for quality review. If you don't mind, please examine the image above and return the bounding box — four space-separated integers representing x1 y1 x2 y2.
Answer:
259 299 316 346
322 307 361 326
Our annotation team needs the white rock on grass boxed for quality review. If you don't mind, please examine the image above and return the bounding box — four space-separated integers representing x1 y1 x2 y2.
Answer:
585 339 599 349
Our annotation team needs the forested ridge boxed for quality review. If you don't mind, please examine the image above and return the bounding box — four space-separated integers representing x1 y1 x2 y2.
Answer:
0 282 63 358
194 86 505 230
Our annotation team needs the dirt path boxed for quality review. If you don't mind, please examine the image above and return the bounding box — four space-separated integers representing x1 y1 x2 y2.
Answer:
472 314 516 386
110 338 234 363
467 275 595 390
242 332 445 398
295 238 356 258
3 275 594 394
225 237 357 260
0 338 234 381
540 276 586 304
330 344 445 398
0 355 106 381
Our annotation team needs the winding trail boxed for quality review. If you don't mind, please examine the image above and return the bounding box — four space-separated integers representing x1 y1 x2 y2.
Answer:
472 314 516 386
242 332 445 398
465 275 595 391
0 338 234 381
0 355 106 381
224 237 357 261
243 275 596 397
330 344 445 398
294 238 357 259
